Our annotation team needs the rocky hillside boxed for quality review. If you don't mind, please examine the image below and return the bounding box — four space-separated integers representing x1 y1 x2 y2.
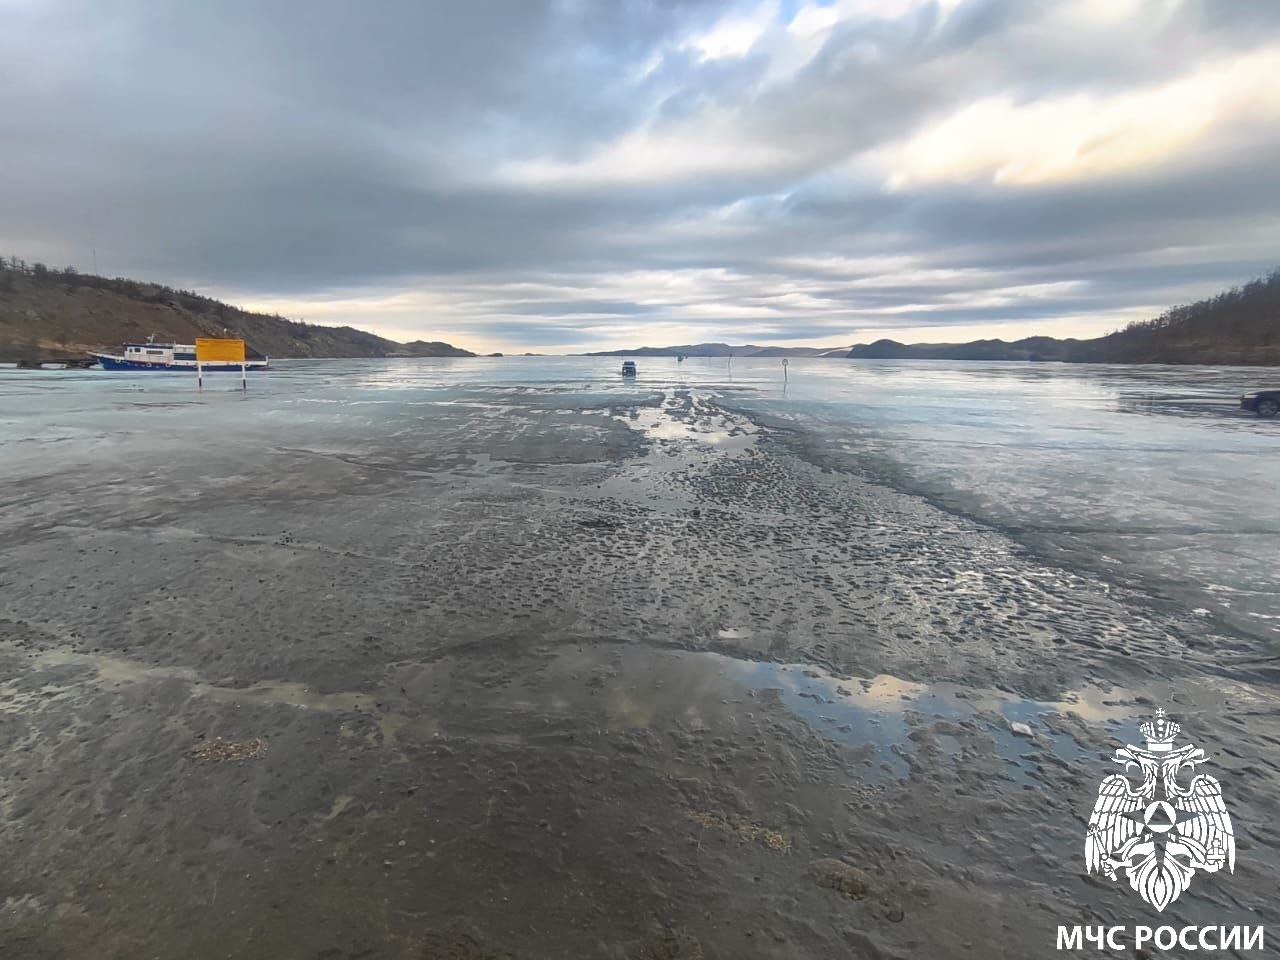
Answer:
1078 269 1280 365
847 269 1280 365
0 263 474 360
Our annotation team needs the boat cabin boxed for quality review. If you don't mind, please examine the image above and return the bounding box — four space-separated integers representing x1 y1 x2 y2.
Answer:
123 342 198 363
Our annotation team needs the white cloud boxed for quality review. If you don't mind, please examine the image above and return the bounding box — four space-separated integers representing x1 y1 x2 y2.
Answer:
788 0 963 36
503 109 795 186
1053 0 1174 29
881 44 1280 188
683 1 777 62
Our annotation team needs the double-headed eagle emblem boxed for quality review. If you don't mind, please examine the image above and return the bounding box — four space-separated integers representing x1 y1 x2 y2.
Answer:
1085 709 1234 911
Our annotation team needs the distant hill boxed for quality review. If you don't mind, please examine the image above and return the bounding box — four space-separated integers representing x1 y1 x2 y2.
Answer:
585 342 846 358
584 271 1280 366
0 260 474 360
848 336 1086 361
848 270 1280 365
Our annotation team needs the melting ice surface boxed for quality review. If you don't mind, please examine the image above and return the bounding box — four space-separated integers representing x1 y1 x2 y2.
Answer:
698 653 1123 781
4 354 1277 633
4 356 1275 781
725 359 1280 642
523 644 1125 784
3 355 1276 631
3 355 1277 638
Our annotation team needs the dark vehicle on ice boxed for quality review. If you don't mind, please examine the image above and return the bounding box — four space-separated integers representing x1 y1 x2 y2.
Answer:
1240 389 1280 417
621 360 637 377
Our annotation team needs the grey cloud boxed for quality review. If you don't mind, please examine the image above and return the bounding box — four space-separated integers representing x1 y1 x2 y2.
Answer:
1 0 1277 351
464 320 618 346
500 300 657 317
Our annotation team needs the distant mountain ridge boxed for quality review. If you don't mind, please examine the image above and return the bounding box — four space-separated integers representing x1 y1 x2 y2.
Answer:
587 270 1280 367
848 270 1280 365
0 260 474 360
847 336 1084 361
584 342 847 358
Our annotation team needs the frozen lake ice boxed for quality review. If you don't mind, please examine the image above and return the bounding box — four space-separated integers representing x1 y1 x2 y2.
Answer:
4 355 1275 640
3 355 1278 957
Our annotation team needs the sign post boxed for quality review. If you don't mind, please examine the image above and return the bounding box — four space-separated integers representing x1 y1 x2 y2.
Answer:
194 338 248 392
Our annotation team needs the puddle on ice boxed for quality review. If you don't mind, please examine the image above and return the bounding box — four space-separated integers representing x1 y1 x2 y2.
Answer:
26 644 1128 786
616 392 758 452
199 680 377 713
698 655 1124 782
34 649 199 686
28 648 384 714
523 645 1131 784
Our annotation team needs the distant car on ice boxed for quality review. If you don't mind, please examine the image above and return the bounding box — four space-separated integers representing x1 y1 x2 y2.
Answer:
1240 389 1279 418
621 360 637 377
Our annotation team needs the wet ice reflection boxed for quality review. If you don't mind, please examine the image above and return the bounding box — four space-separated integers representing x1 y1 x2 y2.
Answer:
524 645 1132 783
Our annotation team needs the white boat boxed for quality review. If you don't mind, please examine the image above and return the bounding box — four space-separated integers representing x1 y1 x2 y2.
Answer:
91 341 269 372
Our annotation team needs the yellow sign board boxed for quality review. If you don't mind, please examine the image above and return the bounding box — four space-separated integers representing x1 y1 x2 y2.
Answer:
195 338 246 363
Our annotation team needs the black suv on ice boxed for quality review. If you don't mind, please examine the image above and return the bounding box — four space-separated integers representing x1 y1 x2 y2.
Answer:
1240 389 1280 417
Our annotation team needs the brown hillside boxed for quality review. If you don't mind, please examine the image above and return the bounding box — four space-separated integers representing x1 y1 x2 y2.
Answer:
0 264 473 360
845 268 1280 365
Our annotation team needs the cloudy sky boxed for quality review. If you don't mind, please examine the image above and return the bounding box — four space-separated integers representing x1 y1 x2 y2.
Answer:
3 0 1279 352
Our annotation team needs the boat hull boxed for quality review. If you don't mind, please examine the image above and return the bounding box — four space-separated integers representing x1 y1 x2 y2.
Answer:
92 354 269 372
